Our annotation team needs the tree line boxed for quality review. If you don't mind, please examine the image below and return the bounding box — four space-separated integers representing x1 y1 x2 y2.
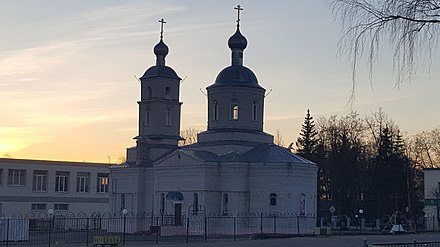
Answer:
295 108 440 221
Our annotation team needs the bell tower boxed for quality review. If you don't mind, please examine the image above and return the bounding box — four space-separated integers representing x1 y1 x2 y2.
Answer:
197 5 273 145
135 18 182 165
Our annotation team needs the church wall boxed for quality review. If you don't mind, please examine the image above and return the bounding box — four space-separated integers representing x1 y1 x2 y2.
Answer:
197 132 273 147
188 143 255 155
248 163 317 215
218 163 249 214
110 166 147 215
207 86 265 131
140 77 180 101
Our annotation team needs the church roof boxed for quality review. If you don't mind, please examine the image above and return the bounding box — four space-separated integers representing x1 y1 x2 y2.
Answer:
180 143 315 165
241 144 315 164
140 65 180 80
210 65 262 88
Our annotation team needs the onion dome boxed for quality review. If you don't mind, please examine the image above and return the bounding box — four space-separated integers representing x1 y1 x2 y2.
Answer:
153 38 168 66
228 29 247 50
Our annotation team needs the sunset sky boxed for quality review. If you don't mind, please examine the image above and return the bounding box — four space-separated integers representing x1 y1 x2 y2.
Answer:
1 0 439 163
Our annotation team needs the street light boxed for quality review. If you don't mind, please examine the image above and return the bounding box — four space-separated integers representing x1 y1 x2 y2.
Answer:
122 209 128 245
359 209 364 233
47 209 54 247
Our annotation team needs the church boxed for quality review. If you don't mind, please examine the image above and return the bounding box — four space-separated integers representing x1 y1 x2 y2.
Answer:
109 6 318 220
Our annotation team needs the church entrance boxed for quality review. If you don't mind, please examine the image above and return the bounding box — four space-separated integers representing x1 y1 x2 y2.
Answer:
174 203 182 226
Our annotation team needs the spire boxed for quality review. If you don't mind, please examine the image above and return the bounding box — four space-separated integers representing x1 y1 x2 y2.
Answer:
228 5 247 66
154 18 169 66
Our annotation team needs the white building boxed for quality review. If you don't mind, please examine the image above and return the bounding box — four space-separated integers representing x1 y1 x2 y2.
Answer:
110 10 318 223
424 168 440 230
0 158 110 217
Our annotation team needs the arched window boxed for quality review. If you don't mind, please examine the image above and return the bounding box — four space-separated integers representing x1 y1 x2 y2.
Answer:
252 101 257 121
193 193 199 214
145 108 150 125
300 193 306 216
222 193 229 216
213 101 218 120
166 108 171 126
147 87 152 100
160 193 165 215
231 103 239 120
165 87 170 100
270 193 277 206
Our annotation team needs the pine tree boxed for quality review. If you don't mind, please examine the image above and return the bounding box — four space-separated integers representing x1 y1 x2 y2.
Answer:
295 109 318 160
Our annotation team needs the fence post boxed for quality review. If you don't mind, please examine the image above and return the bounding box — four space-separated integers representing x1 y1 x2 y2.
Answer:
273 215 276 236
6 218 9 247
413 239 416 247
233 216 236 241
186 218 189 244
86 217 89 246
363 238 368 247
204 216 207 242
297 216 300 235
260 212 263 239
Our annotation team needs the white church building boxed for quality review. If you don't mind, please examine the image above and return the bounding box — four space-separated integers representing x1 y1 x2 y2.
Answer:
109 9 318 220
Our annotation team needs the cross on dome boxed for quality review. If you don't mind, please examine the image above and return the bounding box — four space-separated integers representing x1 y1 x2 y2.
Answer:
159 18 166 39
234 5 243 28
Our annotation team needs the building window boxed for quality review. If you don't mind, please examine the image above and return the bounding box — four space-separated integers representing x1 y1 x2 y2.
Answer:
270 193 277 206
147 87 152 99
145 109 150 126
31 203 46 211
165 87 170 99
32 170 48 192
300 193 306 216
54 204 68 211
0 169 3 186
222 193 229 216
55 171 69 192
193 193 199 214
7 169 26 186
166 108 172 126
231 103 239 120
252 101 257 121
213 101 218 120
97 173 109 193
160 193 165 215
76 172 90 193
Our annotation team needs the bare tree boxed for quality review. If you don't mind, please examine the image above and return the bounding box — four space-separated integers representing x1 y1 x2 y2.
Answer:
179 128 200 146
274 129 286 147
332 0 440 91
117 156 126 164
408 127 440 168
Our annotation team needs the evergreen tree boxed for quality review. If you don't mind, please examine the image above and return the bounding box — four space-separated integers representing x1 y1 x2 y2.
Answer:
296 109 318 160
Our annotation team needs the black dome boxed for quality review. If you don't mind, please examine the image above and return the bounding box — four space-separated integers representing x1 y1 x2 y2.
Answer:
153 39 169 56
140 65 180 80
212 65 261 88
228 29 247 50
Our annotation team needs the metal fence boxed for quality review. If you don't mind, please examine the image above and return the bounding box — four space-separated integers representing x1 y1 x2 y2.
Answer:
368 241 440 247
0 213 316 246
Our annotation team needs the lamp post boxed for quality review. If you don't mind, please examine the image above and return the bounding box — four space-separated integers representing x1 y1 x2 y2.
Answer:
359 209 364 233
47 209 54 247
355 214 359 231
122 209 128 245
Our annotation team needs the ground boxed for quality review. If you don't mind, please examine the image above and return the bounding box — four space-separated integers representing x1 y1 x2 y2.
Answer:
60 232 440 247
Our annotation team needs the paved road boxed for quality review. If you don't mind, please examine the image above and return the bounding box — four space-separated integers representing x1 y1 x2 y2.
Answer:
50 232 439 247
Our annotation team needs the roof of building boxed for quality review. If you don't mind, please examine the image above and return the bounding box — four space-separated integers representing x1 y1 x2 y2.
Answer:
0 158 111 168
180 143 315 165
140 65 180 80
211 65 261 88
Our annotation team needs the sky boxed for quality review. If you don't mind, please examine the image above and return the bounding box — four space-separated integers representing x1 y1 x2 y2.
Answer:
0 0 439 163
